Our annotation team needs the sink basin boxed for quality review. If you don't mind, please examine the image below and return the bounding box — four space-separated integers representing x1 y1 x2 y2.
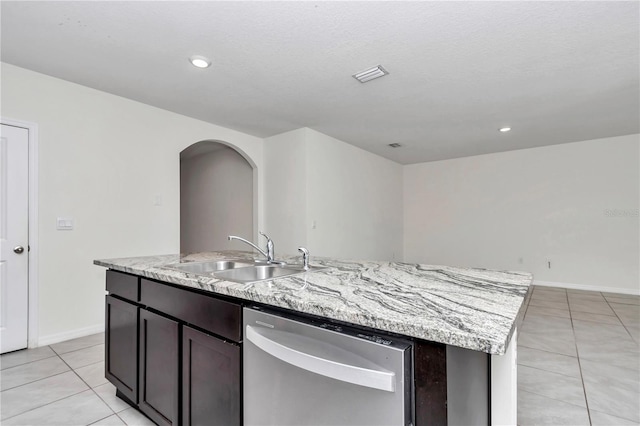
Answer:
164 259 254 275
214 264 324 284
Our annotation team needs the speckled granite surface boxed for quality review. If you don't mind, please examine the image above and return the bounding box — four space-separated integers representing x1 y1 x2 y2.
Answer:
94 251 532 355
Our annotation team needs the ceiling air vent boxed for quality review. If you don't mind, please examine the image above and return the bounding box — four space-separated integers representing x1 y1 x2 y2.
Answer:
388 143 402 148
353 65 389 83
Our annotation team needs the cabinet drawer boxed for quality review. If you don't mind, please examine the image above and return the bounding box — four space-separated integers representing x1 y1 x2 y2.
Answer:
106 270 139 302
140 279 241 342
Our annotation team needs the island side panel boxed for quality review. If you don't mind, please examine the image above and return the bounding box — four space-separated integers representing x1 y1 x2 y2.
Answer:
490 329 518 425
415 340 447 425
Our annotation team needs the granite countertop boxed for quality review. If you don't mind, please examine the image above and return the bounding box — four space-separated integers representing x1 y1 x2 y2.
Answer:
94 250 532 355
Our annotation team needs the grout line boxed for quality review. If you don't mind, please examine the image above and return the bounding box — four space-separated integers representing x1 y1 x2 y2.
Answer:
0 368 73 392
87 412 120 426
0 349 59 372
517 388 590 411
602 295 638 342
0 386 89 422
569 290 592 426
517 343 577 359
90 385 122 418
517 363 582 380
115 411 128 425
50 341 105 357
56 349 120 421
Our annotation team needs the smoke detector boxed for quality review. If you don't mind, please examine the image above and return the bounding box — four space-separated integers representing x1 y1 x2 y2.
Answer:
353 65 389 83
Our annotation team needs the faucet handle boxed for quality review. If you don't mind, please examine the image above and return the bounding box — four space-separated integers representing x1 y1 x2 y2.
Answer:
298 247 310 270
259 231 274 262
259 231 271 242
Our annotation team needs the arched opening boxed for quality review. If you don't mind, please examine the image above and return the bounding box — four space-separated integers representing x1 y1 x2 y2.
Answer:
180 140 254 253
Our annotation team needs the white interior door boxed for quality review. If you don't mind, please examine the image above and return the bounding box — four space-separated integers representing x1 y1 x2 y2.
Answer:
0 124 29 353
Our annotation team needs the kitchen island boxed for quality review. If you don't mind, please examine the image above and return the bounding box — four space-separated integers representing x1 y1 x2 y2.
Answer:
95 251 532 426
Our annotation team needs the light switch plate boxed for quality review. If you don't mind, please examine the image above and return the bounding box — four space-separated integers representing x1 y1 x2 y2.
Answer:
56 217 74 230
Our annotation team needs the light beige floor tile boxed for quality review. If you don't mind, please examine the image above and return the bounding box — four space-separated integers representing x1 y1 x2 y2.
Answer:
532 290 568 299
2 389 113 425
573 320 638 344
522 314 574 332
589 409 639 426
581 359 640 423
517 390 589 426
569 300 615 315
567 289 601 295
519 330 577 357
90 414 126 425
1 356 70 391
0 371 88 420
526 306 571 319
59 344 104 369
625 324 640 343
75 361 108 388
0 346 57 370
611 303 640 326
603 291 639 297
570 311 622 325
533 286 567 293
117 407 155 426
50 333 105 355
605 296 640 305
531 294 568 303
567 293 605 302
576 339 640 371
518 365 586 407
517 347 581 378
528 299 569 310
93 382 132 413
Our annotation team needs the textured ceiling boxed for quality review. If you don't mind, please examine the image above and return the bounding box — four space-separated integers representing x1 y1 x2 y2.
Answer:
2 1 638 164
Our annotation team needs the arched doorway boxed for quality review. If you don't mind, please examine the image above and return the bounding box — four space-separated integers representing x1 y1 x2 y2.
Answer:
180 141 254 252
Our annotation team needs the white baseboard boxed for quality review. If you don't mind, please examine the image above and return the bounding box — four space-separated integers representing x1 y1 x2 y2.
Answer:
534 280 640 296
37 323 105 347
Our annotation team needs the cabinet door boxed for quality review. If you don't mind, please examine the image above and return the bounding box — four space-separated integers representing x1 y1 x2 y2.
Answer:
182 326 241 426
139 309 179 426
105 295 138 403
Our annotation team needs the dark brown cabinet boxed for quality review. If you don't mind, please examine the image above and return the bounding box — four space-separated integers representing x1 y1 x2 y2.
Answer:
139 309 180 426
105 294 139 403
182 326 241 426
105 270 242 426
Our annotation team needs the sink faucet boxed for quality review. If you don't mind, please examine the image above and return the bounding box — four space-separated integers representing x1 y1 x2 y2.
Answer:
228 232 279 264
298 247 310 270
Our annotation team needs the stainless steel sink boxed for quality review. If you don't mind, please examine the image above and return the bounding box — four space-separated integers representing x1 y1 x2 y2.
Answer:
214 264 324 284
164 259 254 275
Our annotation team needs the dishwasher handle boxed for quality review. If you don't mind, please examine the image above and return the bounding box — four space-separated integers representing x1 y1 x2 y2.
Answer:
246 324 396 392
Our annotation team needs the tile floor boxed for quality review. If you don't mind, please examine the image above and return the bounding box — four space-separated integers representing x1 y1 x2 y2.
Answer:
1 333 153 425
518 286 640 425
1 286 638 425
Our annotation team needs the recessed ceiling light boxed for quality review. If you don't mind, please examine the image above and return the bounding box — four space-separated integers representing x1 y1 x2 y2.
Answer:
189 55 211 69
353 65 389 83
499 127 512 132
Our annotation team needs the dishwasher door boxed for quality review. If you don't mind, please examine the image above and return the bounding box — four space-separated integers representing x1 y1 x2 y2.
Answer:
243 307 413 426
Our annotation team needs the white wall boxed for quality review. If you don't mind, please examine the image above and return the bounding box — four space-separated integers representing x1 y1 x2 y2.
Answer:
305 129 403 261
180 145 253 252
404 134 640 293
1 63 264 343
263 129 308 256
264 128 403 261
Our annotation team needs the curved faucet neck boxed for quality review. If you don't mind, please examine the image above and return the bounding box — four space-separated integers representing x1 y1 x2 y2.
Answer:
228 235 269 260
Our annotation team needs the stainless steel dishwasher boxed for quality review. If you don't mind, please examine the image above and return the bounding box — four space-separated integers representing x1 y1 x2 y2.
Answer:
243 307 414 426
